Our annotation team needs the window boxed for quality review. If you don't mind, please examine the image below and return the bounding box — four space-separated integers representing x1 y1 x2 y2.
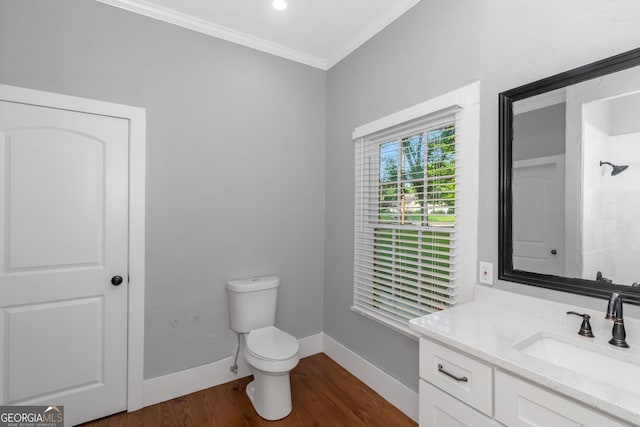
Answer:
352 83 479 335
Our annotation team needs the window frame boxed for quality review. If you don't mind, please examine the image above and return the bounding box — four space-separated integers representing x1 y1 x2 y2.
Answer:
351 82 480 338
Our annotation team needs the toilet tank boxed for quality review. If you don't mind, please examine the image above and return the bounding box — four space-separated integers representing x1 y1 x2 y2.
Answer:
226 275 279 333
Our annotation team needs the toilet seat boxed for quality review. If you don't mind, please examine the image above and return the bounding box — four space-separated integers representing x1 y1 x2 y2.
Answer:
247 326 299 361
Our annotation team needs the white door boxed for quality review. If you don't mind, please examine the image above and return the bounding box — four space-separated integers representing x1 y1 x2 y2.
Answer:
0 100 128 426
513 155 565 276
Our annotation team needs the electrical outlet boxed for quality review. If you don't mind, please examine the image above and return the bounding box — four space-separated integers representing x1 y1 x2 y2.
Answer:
479 262 493 285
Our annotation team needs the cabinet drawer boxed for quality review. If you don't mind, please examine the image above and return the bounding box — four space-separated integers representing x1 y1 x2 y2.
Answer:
420 380 501 427
495 370 630 427
420 338 493 416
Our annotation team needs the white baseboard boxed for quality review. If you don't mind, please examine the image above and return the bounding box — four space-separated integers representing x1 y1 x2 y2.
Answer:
298 332 324 357
141 332 417 423
142 332 323 407
142 353 251 407
322 333 419 422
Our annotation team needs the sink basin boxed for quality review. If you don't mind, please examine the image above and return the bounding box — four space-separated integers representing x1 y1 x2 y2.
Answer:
514 333 640 395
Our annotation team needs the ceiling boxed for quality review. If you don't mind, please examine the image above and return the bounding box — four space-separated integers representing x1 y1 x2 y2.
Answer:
95 0 421 69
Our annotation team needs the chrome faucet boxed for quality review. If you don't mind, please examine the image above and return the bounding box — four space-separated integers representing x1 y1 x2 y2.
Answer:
605 292 629 348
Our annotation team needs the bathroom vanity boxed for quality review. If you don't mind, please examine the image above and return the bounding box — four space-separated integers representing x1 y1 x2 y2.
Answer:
409 287 640 427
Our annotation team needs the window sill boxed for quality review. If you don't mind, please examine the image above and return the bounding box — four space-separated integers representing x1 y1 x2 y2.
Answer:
351 305 420 341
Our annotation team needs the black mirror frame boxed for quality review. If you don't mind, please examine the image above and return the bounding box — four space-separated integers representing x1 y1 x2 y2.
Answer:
499 47 640 305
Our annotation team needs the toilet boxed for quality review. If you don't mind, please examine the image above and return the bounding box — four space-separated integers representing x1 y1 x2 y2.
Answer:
226 275 299 420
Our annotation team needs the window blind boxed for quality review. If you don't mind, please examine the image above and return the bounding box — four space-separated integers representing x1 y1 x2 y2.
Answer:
354 113 459 326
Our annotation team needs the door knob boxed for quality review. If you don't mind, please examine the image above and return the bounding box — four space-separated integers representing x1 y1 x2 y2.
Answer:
111 276 124 286
550 249 557 255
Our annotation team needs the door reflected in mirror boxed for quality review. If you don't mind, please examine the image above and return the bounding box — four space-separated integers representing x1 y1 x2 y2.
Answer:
499 48 640 304
512 65 640 287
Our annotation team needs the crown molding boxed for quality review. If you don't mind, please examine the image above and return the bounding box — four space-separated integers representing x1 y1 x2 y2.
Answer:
95 0 420 71
326 0 421 69
95 0 328 70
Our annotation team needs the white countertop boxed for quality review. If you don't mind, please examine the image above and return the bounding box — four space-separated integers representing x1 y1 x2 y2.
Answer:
409 286 640 426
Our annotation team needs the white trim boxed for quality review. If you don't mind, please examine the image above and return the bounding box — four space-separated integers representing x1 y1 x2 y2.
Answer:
141 332 418 422
514 154 565 170
513 87 567 115
0 84 147 412
94 0 421 70
351 81 481 332
94 0 327 70
452 93 480 305
0 84 145 119
143 353 252 408
297 332 324 357
143 332 417 421
353 81 480 140
142 332 324 407
126 101 146 412
322 333 419 422
326 0 421 69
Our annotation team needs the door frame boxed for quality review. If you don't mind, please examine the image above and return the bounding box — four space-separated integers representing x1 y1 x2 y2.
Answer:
0 84 146 412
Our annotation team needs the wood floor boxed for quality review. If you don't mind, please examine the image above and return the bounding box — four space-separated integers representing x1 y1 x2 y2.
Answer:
82 353 417 427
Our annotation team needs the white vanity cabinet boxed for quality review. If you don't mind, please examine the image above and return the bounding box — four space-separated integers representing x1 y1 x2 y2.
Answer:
418 338 633 427
419 338 500 426
420 380 500 427
494 370 629 427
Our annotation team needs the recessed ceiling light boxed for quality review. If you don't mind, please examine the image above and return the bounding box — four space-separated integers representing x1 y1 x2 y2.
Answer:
272 0 287 11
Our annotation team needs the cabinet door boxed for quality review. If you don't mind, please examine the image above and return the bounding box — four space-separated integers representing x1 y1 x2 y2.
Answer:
420 380 501 427
495 371 630 427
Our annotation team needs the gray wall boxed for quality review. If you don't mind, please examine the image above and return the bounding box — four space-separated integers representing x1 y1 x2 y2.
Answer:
4 0 640 396
0 0 326 379
325 0 640 393
513 103 566 161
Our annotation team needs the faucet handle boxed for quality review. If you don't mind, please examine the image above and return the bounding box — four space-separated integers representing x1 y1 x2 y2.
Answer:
566 311 595 338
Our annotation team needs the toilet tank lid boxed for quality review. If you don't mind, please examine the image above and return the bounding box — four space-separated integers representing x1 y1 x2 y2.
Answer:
226 275 279 292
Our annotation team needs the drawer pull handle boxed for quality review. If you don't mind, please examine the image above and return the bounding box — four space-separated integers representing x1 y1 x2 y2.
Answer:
437 364 468 382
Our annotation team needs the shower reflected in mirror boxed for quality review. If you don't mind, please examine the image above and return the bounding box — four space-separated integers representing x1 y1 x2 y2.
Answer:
600 161 629 176
499 46 640 304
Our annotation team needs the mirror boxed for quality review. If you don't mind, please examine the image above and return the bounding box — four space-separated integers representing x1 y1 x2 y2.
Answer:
499 48 640 305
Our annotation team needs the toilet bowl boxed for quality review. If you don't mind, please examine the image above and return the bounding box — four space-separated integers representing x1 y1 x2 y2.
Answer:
226 276 299 420
243 326 299 420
